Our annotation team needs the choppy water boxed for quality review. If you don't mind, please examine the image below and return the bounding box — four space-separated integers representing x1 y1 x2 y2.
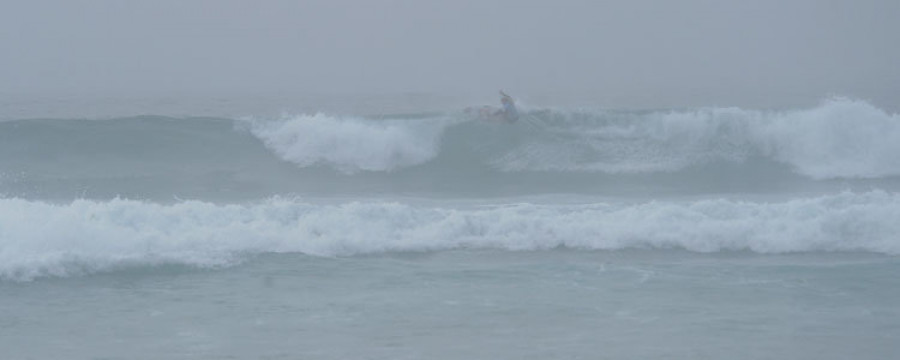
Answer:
2 97 899 359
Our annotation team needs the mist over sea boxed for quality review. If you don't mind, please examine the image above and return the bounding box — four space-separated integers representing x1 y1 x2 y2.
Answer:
2 95 899 359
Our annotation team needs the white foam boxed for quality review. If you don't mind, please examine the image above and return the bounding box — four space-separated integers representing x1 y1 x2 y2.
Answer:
757 98 900 179
495 106 756 174
2 191 899 281
248 113 451 173
499 98 900 179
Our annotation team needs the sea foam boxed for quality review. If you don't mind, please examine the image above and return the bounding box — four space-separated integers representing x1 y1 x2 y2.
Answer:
2 191 898 281
757 98 900 179
248 113 452 173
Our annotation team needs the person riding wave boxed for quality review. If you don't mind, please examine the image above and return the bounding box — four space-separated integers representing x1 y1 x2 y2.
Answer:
498 91 519 122
466 91 519 123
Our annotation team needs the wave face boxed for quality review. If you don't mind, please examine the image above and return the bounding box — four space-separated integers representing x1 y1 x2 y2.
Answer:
2 191 899 281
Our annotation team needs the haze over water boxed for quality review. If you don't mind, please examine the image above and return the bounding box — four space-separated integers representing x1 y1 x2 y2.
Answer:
2 1 899 359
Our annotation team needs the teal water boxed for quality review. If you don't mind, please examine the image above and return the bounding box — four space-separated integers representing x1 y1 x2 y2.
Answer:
2 251 898 359
2 98 899 359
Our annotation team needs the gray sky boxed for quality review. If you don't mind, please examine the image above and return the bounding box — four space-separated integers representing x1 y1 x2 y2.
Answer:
2 0 898 109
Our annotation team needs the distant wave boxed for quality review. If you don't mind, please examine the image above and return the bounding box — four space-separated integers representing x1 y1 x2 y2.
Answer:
490 98 900 179
2 99 899 201
3 190 899 281
243 98 900 179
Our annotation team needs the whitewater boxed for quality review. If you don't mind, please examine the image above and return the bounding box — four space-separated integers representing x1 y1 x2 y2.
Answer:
2 97 899 359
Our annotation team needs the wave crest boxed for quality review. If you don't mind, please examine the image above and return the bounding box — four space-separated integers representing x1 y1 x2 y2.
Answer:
248 113 451 173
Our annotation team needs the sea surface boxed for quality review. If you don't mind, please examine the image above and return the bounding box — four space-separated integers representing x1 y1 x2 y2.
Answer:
1 96 899 359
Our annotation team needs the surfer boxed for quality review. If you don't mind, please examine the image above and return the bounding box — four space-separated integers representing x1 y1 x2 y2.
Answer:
465 90 519 123
498 91 519 122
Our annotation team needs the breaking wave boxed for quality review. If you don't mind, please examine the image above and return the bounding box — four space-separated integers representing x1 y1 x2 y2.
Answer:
2 190 899 281
248 113 455 173
244 98 900 179
2 98 898 200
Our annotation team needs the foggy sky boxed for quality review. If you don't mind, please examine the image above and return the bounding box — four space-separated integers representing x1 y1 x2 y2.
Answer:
2 0 898 109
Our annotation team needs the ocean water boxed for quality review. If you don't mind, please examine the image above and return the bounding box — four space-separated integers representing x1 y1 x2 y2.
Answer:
1 97 899 359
